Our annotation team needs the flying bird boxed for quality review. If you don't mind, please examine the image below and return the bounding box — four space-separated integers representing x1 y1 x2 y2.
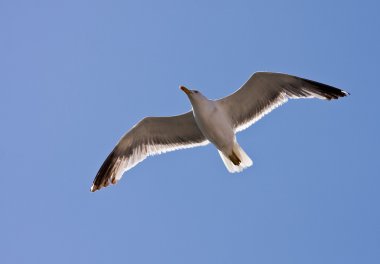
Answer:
91 72 349 192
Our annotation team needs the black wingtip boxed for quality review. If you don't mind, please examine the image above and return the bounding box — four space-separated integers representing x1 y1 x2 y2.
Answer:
299 77 350 100
90 184 98 192
91 150 118 192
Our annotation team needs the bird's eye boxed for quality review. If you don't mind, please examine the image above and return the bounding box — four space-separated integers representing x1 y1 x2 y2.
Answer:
194 90 199 93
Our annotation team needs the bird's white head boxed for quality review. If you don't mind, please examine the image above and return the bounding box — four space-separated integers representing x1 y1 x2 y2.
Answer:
180 86 208 103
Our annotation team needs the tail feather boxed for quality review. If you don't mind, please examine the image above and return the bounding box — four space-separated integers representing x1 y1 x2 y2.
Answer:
218 142 253 173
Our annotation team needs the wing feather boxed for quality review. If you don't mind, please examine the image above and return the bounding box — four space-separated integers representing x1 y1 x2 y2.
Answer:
218 72 349 132
91 111 208 192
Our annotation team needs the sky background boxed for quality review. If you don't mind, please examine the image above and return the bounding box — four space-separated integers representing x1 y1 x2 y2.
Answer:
1 0 379 263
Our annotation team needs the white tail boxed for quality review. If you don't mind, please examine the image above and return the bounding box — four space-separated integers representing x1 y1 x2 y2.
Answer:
218 142 253 173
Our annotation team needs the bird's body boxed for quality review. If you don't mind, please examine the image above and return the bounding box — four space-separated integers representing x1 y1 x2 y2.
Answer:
187 90 252 171
91 72 349 192
191 96 233 154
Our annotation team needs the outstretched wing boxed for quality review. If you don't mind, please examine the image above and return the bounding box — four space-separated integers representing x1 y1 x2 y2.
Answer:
91 111 208 192
218 72 349 132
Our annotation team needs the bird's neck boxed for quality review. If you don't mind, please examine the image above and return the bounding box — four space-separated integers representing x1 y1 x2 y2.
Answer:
191 98 216 119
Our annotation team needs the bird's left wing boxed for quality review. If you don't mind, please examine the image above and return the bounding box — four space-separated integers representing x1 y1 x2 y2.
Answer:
218 72 349 132
91 111 208 192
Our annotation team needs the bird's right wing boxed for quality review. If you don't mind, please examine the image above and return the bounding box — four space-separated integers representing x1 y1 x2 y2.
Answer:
91 111 208 192
218 72 349 132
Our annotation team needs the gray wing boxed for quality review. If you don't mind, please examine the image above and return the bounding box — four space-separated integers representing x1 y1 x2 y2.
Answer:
218 72 349 132
91 111 208 192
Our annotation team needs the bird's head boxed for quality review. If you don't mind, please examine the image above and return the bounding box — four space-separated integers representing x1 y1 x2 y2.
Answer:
180 86 207 103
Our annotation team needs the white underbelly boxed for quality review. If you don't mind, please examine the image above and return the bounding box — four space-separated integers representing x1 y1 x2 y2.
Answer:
194 106 235 152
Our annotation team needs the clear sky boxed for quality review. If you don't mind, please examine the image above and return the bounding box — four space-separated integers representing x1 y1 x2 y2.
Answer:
1 0 379 263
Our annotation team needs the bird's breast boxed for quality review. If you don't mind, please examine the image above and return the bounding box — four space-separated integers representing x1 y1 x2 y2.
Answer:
193 103 234 150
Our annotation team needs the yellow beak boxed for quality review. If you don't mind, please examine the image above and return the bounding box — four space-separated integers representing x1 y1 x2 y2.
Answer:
180 86 192 95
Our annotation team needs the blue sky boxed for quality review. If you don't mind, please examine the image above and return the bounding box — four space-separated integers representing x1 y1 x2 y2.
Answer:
1 0 379 263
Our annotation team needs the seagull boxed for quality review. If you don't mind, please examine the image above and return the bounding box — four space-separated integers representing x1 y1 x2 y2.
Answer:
91 72 349 192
